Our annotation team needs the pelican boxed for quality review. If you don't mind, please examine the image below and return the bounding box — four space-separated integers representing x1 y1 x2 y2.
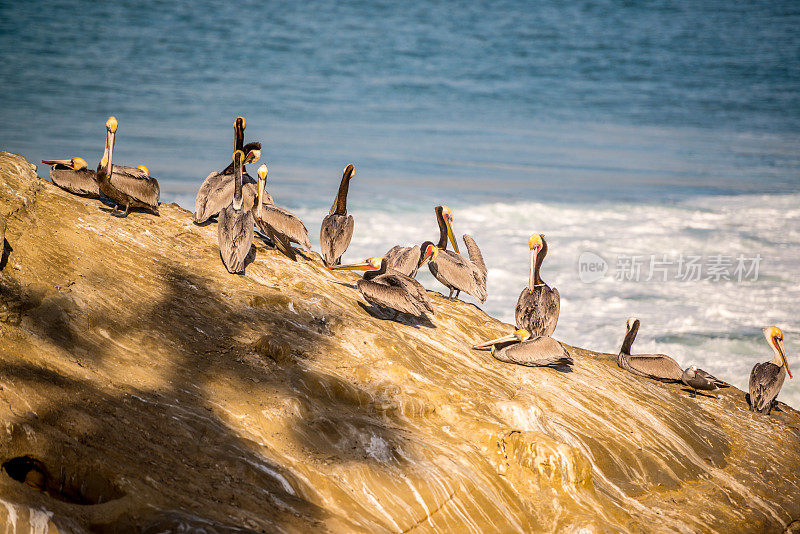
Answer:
320 164 355 266
329 247 436 318
40 157 99 197
96 116 160 216
617 318 683 382
427 206 487 301
681 365 727 396
748 326 792 415
254 165 311 260
472 329 572 368
217 150 254 274
516 234 559 336
194 116 263 223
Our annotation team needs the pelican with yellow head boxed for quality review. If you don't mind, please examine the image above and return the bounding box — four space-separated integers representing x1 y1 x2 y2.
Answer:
329 245 436 319
95 116 160 217
472 328 572 368
748 326 792 414
253 164 311 261
41 156 99 197
426 205 487 301
515 233 560 337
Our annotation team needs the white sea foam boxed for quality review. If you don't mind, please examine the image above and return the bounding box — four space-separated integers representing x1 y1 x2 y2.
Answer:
291 193 800 408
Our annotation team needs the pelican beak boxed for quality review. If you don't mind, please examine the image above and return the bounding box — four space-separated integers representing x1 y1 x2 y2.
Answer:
444 214 460 254
529 246 539 291
328 260 378 271
420 244 437 266
472 332 518 350
777 338 792 379
41 159 73 167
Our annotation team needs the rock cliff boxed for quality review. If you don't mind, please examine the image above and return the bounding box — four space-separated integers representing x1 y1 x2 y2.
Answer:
0 151 798 533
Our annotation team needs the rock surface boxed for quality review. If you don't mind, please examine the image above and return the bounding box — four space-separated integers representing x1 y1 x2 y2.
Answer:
0 151 799 533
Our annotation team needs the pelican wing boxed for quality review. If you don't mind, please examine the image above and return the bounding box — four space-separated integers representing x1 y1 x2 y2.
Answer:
357 275 428 316
390 271 434 315
195 170 262 222
515 285 560 337
217 205 254 274
320 213 354 265
462 234 487 278
624 353 683 382
109 166 160 207
257 205 311 250
494 336 572 367
256 218 297 261
384 245 420 277
429 250 487 302
749 362 785 414
50 168 99 197
696 368 729 387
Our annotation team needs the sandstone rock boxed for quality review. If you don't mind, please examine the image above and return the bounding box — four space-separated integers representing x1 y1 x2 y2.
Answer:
0 151 798 532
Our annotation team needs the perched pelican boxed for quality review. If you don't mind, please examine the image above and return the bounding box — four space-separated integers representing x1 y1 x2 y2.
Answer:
472 329 572 368
217 150 254 274
194 116 263 223
329 247 436 318
254 165 311 260
320 164 355 266
40 157 99 197
96 116 160 216
427 206 487 301
617 318 682 382
515 234 559 336
681 365 727 396
748 326 792 414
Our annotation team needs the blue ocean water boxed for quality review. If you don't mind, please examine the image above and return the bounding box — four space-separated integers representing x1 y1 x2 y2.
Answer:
1 0 799 405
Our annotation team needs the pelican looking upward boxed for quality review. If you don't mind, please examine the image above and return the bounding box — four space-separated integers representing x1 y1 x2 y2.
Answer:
748 326 792 415
617 318 683 382
320 164 355 266
515 234 560 337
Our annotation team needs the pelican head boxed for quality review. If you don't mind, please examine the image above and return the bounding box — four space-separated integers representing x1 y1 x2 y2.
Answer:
136 165 149 176
764 326 791 378
257 164 268 181
234 116 246 130
420 242 438 266
529 233 544 251
41 157 88 170
436 205 460 253
328 257 382 271
244 149 261 165
626 317 640 331
527 233 545 290
106 116 118 133
343 164 355 179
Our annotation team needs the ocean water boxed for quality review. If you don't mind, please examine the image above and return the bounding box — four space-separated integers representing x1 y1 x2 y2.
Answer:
1 0 799 405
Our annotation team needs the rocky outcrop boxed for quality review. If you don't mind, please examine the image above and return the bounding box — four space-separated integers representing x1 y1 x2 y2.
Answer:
0 151 798 533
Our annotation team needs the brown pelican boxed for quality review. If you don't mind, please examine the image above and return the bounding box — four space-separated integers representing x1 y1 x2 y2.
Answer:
40 157 99 197
194 116 263 223
748 326 792 414
320 164 355 266
329 247 436 318
472 329 572 368
617 318 683 382
96 116 160 216
254 165 311 260
217 150 254 273
427 206 487 301
681 365 727 396
515 234 559 336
